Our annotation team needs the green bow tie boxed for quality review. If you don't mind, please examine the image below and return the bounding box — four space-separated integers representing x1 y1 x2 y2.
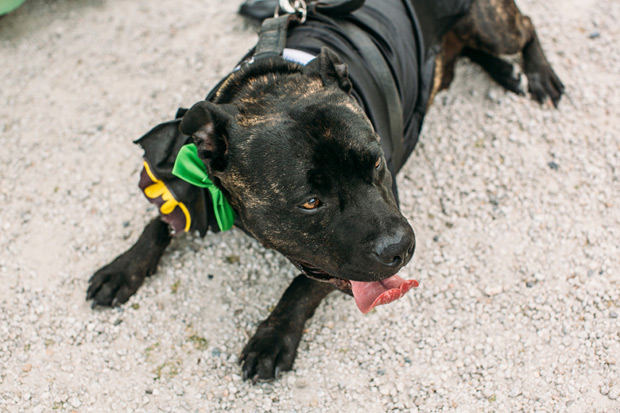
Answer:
172 144 236 232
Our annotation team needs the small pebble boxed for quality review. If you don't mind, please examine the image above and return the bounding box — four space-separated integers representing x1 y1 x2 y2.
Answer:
484 285 502 296
601 384 609 395
69 397 81 408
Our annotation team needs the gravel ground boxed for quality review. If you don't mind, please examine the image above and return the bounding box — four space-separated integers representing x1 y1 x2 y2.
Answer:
1 0 619 411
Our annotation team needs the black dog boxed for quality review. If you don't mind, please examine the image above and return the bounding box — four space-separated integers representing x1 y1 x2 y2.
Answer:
87 0 563 381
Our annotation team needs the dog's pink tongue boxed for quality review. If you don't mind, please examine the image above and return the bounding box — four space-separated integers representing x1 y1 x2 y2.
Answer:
350 275 419 314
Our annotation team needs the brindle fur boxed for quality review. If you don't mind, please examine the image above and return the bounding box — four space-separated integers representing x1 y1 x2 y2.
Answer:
429 0 564 107
87 0 564 382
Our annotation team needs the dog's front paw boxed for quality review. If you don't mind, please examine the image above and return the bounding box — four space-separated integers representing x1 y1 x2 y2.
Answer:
240 321 303 382
87 258 153 307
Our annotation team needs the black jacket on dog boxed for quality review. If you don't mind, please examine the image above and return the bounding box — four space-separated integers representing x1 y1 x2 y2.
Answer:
136 0 469 236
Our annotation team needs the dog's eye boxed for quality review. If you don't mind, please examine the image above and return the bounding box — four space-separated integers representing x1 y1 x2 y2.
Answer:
300 198 321 210
375 157 382 170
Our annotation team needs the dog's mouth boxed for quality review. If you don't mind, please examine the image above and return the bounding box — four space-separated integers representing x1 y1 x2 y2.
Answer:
294 260 419 314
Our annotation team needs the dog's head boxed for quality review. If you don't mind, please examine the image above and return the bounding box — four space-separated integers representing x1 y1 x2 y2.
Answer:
180 47 415 304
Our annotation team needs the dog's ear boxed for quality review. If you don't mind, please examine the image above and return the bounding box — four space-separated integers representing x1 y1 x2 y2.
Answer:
179 101 237 171
304 47 352 94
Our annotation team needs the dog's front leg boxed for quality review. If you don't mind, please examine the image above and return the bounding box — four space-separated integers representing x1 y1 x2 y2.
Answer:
240 275 335 382
87 217 171 307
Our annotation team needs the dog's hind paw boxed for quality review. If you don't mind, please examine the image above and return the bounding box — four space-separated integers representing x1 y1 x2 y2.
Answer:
522 34 565 108
239 321 302 382
526 65 565 108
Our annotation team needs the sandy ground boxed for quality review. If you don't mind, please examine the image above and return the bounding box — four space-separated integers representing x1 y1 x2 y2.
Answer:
0 0 619 411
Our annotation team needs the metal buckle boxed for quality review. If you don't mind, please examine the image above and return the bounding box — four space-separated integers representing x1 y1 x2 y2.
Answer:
274 0 307 23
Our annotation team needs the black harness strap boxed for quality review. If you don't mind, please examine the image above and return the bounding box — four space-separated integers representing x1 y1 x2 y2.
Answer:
240 0 366 21
254 13 301 60
314 0 365 16
205 13 300 102
335 18 405 170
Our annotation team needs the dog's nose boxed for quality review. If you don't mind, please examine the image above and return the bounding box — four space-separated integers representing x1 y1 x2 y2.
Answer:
373 228 415 268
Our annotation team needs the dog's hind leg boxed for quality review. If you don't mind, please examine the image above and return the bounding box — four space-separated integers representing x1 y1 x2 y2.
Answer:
240 275 335 381
429 30 465 106
87 217 172 307
449 0 564 106
520 21 565 107
461 47 525 96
